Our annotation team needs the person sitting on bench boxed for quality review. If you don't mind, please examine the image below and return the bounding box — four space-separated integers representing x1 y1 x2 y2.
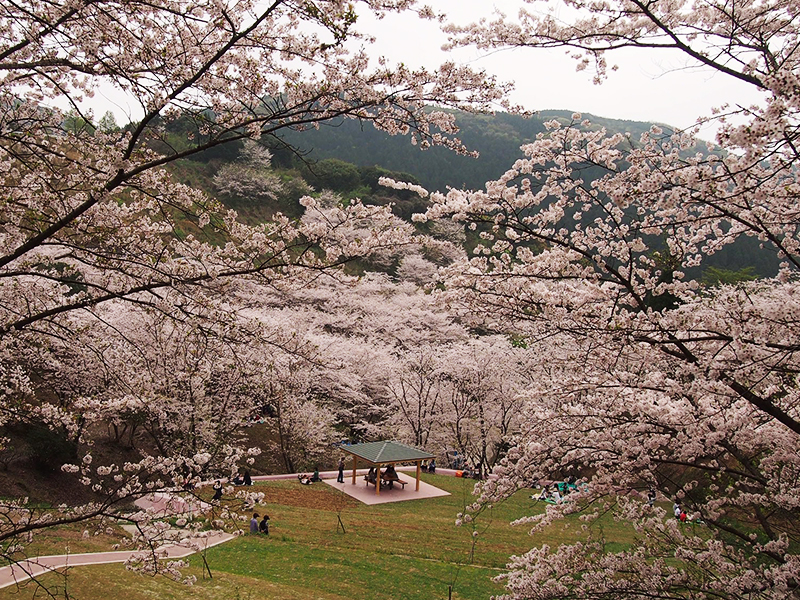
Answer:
382 465 400 488
365 467 377 485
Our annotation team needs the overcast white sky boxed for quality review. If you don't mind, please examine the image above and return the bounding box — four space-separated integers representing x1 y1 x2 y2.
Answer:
357 0 766 135
89 0 766 135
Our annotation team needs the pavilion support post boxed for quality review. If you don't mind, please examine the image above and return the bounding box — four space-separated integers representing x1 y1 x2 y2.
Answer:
351 457 357 485
415 461 421 491
376 465 381 495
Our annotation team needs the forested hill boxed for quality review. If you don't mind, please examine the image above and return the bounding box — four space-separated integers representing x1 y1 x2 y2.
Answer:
173 107 777 279
268 109 778 277
171 107 778 279
271 110 661 192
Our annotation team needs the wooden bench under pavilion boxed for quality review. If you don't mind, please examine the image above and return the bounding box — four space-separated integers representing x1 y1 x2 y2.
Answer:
339 440 435 496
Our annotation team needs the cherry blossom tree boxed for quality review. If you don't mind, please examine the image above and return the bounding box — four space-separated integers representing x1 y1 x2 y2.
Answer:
258 355 340 473
386 344 446 447
439 338 525 476
0 2 514 585
396 252 439 285
409 0 800 597
305 336 396 441
212 140 287 203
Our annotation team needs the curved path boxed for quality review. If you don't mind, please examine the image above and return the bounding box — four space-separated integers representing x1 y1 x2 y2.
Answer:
0 531 234 590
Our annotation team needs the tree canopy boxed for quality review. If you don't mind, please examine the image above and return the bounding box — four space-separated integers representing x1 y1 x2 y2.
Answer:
0 0 506 582
403 0 800 597
2 0 800 597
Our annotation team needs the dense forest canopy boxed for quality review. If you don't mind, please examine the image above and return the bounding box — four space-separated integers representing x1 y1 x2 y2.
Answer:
271 109 657 191
183 108 781 279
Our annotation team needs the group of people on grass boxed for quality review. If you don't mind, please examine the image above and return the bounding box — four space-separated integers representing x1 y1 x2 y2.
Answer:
250 513 270 535
211 470 253 500
298 468 322 485
673 502 702 523
533 477 580 503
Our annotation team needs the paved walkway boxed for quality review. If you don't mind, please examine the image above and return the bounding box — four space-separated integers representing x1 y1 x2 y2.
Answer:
251 466 459 483
0 531 234 590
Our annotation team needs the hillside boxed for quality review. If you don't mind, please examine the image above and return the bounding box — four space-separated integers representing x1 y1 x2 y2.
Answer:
0 475 641 600
163 108 779 279
269 109 662 192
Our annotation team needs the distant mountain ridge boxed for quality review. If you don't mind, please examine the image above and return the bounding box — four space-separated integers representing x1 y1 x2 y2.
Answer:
272 109 664 192
168 106 776 280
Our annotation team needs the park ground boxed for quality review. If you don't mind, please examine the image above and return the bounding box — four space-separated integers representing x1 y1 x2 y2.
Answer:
0 472 644 600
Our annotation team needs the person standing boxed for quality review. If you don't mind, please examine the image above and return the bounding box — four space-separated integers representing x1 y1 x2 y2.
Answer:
212 480 223 501
337 457 345 483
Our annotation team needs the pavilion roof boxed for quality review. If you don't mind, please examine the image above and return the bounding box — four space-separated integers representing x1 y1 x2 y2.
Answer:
339 440 434 465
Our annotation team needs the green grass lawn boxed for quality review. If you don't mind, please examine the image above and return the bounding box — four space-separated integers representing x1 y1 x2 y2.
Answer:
0 511 130 565
1 474 639 600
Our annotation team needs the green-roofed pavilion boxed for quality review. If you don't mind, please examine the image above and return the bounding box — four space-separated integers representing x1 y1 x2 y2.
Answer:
339 440 435 496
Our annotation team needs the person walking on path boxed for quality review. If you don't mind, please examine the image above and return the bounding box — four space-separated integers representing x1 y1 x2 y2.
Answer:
337 457 345 483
